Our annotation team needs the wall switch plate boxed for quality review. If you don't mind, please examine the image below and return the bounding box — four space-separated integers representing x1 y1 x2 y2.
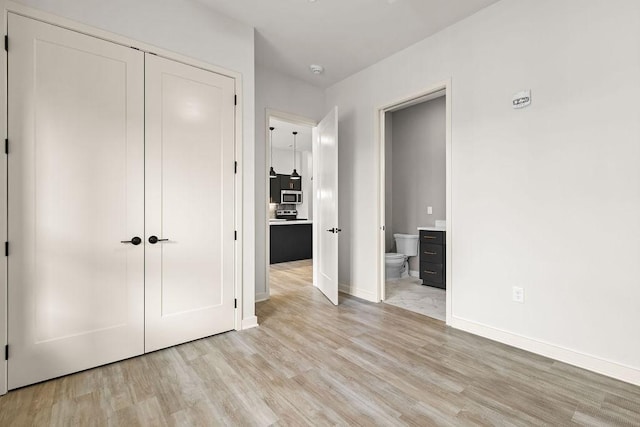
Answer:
427 206 433 215
512 286 525 303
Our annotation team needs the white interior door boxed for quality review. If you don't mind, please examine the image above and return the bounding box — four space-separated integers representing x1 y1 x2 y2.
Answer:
313 107 340 305
7 14 145 389
144 54 236 352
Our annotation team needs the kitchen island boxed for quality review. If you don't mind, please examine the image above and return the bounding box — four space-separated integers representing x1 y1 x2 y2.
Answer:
270 220 312 263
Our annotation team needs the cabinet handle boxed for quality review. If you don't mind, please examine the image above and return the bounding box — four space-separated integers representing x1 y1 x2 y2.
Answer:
423 236 437 240
423 251 437 255
423 270 437 275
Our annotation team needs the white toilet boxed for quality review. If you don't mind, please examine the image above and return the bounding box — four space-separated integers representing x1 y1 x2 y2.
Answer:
385 233 419 280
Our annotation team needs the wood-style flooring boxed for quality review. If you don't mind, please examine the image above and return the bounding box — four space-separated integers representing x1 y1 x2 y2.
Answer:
1 259 639 425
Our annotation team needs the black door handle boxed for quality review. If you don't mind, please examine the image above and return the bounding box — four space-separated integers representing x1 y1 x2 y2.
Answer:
121 236 142 245
148 235 169 244
326 228 342 234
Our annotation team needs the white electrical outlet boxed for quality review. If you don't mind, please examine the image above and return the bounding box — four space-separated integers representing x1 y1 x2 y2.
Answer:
512 287 525 303
427 206 433 215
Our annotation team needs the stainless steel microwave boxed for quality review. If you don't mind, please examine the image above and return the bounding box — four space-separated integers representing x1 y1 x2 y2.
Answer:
281 190 303 204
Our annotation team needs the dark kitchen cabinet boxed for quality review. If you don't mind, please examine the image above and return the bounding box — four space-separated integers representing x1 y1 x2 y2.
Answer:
269 175 281 203
279 174 302 191
270 174 303 204
419 230 446 290
270 223 312 263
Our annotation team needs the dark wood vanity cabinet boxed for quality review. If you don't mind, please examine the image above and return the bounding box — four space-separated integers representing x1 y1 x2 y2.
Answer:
420 230 446 289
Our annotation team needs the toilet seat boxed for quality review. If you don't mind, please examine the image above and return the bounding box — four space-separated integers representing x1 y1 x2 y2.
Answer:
385 253 406 261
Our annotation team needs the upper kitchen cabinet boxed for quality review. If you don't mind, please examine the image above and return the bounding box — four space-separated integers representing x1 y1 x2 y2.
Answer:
280 174 302 191
270 175 281 203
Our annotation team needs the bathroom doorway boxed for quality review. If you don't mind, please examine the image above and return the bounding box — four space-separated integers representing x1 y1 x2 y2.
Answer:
376 82 452 322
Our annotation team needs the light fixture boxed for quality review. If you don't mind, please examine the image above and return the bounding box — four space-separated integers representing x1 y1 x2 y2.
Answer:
291 131 300 180
309 64 324 75
269 127 277 179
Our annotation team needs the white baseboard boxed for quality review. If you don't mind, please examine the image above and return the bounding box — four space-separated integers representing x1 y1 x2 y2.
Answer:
339 283 378 302
255 292 269 303
449 315 640 386
409 270 419 278
241 316 259 330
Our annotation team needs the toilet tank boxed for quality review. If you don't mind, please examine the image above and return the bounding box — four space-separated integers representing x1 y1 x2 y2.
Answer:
393 234 418 256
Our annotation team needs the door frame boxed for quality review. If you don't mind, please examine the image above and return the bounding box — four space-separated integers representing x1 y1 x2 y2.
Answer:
0 1 245 395
375 79 452 324
262 109 317 301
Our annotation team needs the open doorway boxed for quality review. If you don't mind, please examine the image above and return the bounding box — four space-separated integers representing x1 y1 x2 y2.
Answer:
264 111 316 299
377 82 452 323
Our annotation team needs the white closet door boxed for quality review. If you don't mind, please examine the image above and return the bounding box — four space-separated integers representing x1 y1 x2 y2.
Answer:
7 14 145 389
144 54 236 352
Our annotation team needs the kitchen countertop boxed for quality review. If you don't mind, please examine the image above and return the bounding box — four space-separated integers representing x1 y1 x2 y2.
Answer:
417 226 446 232
270 220 313 226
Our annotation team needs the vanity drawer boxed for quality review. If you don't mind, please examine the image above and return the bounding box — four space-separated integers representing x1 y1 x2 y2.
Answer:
420 230 444 245
420 243 443 264
420 262 444 284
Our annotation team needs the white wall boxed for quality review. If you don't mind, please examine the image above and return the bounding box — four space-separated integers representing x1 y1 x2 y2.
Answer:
2 0 257 344
390 97 446 272
255 65 325 301
327 0 640 385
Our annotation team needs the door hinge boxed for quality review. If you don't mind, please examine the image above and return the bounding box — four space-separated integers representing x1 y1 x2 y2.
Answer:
234 231 237 241
4 242 8 257
234 299 237 309
4 35 7 52
4 345 8 361
234 161 237 174
234 95 237 106
5 138 8 155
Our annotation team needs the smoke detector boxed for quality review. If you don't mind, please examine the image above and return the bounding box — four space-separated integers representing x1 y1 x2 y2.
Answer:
309 64 324 75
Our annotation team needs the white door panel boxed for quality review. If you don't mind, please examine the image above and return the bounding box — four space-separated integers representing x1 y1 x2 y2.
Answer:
7 14 145 389
144 54 236 352
314 107 340 305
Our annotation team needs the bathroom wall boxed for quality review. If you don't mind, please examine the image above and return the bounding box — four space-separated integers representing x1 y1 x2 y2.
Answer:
384 114 394 251
390 96 446 272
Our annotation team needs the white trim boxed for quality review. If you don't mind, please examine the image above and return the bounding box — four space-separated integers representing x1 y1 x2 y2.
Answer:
338 283 378 302
450 315 640 387
255 292 270 303
263 109 317 303
241 316 259 330
0 1 7 399
374 80 452 315
0 1 245 394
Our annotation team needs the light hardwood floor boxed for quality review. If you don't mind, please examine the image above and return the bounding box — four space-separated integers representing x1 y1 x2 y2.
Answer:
1 259 639 425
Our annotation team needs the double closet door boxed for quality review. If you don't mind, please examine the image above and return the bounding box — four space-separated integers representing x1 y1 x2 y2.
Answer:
7 14 235 389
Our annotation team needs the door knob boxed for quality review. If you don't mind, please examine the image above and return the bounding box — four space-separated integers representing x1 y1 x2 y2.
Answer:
326 228 342 234
120 237 142 245
148 235 169 244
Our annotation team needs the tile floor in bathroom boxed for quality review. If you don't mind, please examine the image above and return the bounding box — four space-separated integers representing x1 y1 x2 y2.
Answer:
384 276 446 321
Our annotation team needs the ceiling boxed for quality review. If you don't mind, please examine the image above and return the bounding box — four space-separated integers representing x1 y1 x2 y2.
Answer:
196 0 500 88
269 118 313 151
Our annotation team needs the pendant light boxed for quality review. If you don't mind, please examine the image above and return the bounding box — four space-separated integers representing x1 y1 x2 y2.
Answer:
269 127 277 179
291 131 301 180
